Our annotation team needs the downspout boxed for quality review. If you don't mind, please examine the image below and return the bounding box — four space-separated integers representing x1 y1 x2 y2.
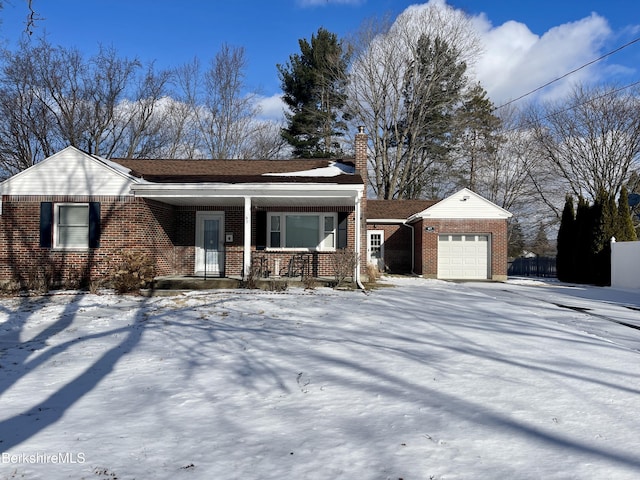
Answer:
354 193 366 291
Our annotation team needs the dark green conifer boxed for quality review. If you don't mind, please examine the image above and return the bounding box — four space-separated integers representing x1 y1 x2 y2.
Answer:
556 195 576 282
617 186 637 241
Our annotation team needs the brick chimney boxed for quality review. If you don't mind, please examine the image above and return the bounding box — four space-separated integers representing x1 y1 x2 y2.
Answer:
354 126 369 282
355 126 368 199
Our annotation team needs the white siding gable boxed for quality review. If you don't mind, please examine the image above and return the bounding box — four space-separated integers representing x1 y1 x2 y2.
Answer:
0 146 136 196
412 188 512 220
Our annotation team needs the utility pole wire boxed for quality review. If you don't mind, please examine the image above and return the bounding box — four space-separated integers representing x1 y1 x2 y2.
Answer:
502 79 640 134
493 36 640 111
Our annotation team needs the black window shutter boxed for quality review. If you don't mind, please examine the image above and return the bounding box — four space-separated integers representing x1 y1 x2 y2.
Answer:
88 202 101 248
256 211 266 249
337 212 348 249
39 202 53 248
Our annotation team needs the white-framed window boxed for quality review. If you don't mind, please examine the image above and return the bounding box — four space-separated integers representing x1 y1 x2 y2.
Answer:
267 212 337 251
54 203 89 249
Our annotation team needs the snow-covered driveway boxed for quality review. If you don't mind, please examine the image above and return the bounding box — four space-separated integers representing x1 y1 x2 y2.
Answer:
1 277 639 479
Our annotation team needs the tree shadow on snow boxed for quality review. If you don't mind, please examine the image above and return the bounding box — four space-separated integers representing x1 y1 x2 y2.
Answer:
0 292 148 451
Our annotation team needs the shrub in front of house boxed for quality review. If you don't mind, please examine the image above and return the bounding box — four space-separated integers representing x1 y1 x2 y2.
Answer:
331 248 357 287
111 251 156 294
366 263 381 285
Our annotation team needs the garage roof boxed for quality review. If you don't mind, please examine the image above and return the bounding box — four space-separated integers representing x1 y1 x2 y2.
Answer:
367 199 439 221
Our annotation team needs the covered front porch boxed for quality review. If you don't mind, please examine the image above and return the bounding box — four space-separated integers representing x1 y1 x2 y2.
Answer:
131 181 365 284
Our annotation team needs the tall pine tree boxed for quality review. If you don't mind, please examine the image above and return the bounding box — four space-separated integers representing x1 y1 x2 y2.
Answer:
574 196 592 282
592 190 614 285
278 28 350 158
617 186 637 241
557 195 576 282
507 218 525 258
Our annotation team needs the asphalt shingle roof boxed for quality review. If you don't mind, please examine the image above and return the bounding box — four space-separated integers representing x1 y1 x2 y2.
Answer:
367 199 439 220
110 158 362 184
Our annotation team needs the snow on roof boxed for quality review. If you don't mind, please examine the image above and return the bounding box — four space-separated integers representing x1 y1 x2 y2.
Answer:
262 161 354 177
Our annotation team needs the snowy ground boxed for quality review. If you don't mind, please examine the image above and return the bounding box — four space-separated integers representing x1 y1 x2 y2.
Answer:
1 276 639 480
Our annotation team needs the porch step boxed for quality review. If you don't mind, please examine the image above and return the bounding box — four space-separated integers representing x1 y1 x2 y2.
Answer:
151 276 241 291
147 275 343 295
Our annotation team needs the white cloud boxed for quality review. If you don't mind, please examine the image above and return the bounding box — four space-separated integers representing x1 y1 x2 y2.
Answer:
471 12 613 106
253 94 288 122
396 1 620 107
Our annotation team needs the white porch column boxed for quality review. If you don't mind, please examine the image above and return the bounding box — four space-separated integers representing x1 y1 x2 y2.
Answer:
354 194 362 285
243 196 252 278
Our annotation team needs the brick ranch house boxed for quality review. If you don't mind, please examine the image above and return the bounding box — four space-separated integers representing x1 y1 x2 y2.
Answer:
0 130 512 287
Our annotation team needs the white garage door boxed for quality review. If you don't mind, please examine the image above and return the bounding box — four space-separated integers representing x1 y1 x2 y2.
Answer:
438 234 490 280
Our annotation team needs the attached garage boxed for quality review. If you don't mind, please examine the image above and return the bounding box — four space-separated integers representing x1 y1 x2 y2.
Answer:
366 188 512 281
437 234 490 280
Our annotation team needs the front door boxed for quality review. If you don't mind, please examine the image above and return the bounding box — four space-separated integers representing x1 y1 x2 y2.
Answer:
195 212 224 276
367 230 385 271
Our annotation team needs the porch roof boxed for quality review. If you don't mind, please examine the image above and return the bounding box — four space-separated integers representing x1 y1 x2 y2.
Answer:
129 182 363 207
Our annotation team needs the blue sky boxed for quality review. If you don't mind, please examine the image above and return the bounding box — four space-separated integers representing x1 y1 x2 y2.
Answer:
1 0 639 116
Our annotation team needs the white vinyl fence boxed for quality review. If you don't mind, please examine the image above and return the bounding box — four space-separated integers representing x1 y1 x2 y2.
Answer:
611 239 640 289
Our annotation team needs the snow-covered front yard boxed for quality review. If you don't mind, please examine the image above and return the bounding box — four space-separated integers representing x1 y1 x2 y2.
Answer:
1 277 639 480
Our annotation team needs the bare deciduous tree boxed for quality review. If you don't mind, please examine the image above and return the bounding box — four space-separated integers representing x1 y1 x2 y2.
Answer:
476 105 557 241
176 44 260 159
0 40 148 158
0 38 285 173
0 45 56 178
347 3 481 199
528 83 640 205
239 120 289 159
115 64 173 159
84 46 142 157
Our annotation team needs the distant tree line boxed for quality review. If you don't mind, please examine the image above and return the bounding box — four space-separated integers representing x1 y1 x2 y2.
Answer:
0 39 287 180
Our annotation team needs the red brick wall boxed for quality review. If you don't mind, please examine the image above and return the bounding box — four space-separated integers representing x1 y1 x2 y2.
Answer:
171 206 245 276
247 206 357 278
368 224 414 273
414 218 509 280
0 196 175 285
0 192 509 284
0 196 361 284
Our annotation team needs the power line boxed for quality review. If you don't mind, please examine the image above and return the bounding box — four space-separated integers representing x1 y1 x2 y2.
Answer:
502 79 640 133
542 79 640 119
493 35 640 111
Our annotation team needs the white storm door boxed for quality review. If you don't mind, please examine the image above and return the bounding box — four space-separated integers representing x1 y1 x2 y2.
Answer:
195 212 224 276
367 230 385 271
